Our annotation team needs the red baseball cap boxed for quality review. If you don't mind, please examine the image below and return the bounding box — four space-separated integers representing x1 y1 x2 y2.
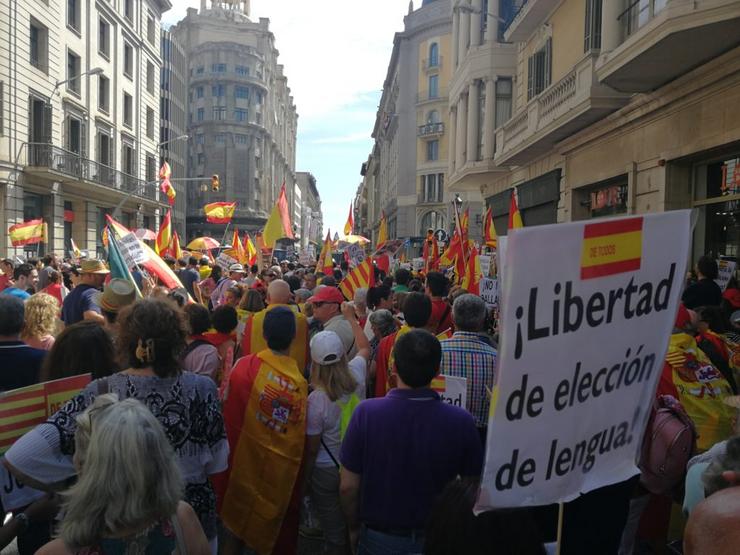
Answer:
307 286 345 305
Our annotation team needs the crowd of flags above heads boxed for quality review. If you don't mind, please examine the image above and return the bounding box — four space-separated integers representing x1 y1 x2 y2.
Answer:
7 156 526 301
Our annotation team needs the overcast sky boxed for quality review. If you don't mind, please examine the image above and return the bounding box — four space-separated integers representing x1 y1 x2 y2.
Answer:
163 1 420 238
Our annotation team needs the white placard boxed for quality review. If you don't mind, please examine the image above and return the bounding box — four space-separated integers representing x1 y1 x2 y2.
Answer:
479 255 492 277
480 277 498 307
119 232 148 266
412 257 425 271
0 463 45 511
433 375 467 409
347 244 366 267
476 211 691 510
715 259 737 291
216 252 237 270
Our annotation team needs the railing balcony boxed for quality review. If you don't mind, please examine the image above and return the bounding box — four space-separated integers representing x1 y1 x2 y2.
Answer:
416 87 448 104
422 56 443 72
598 0 740 92
504 0 559 43
418 122 444 137
25 143 156 201
495 54 630 166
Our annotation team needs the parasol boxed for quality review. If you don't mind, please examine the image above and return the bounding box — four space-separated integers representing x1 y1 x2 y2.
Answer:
134 228 156 241
187 237 221 250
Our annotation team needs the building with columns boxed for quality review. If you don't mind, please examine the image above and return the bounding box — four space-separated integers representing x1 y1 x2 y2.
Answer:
171 1 297 241
479 0 740 266
363 0 453 248
1 0 172 259
296 171 322 250
447 0 518 239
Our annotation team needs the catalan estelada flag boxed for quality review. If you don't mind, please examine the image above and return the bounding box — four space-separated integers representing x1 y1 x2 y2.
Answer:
204 202 236 224
339 258 375 301
0 374 91 455
8 219 44 247
581 217 643 280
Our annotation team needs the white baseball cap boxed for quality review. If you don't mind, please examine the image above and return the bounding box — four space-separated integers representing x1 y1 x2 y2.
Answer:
310 331 345 365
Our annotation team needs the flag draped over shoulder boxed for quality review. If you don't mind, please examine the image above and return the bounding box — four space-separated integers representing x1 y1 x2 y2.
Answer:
9 219 44 247
159 161 176 206
339 259 375 301
263 182 294 248
204 202 236 224
509 188 523 229
344 203 354 236
156 210 172 256
317 231 333 275
484 206 497 248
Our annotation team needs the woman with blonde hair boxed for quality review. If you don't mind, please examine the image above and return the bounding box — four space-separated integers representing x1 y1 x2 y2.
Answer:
21 292 59 350
301 302 370 555
37 395 210 554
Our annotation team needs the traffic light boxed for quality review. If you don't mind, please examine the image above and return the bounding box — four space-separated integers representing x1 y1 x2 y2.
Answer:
211 174 220 192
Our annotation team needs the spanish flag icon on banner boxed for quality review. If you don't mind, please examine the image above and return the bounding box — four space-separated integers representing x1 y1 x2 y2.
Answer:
580 217 643 280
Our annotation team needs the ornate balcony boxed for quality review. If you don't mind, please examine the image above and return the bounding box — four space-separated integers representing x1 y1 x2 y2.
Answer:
494 54 630 166
418 122 444 137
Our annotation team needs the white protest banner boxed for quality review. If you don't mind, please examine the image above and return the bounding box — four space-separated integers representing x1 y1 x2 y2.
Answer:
216 252 237 270
480 277 498 307
431 375 467 408
715 259 737 292
479 255 492 277
119 232 148 266
412 257 425 271
475 211 690 510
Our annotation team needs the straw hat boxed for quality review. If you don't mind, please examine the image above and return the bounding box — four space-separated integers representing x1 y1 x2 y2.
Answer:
80 259 110 274
95 278 136 313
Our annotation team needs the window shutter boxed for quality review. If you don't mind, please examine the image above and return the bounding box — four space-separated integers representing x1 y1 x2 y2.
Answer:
80 120 87 159
584 0 592 52
545 38 553 89
43 102 53 143
527 56 534 100
63 115 70 150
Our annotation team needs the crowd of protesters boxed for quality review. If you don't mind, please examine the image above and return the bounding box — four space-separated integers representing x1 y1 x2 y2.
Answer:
0 251 739 554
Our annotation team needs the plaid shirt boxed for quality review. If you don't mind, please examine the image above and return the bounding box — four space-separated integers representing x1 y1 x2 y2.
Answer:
440 331 497 427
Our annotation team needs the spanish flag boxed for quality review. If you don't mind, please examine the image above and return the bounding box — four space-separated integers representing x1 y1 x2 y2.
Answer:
9 219 44 247
484 206 497 248
204 202 236 224
423 229 439 273
508 189 523 229
262 182 294 248
169 231 183 261
344 202 354 236
243 233 258 266
318 230 334 275
376 211 388 249
581 217 643 280
159 161 176 206
340 258 375 301
225 228 248 265
461 246 482 295
156 209 172 257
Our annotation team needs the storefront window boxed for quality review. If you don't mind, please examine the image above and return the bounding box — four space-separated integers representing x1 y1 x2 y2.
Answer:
589 184 628 218
23 193 45 257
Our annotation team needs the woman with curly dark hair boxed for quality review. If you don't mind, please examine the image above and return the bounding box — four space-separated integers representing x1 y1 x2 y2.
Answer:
4 299 228 553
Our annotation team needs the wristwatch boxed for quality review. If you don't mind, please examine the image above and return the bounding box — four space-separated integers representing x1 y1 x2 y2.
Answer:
13 512 29 532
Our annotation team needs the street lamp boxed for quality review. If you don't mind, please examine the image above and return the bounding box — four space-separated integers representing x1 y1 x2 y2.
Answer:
52 67 104 96
157 134 189 148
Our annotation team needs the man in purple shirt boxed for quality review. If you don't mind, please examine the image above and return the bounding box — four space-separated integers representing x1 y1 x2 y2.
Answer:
339 329 483 554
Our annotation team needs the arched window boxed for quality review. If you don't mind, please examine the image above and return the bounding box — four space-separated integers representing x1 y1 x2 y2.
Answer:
429 43 439 67
421 210 445 234
426 110 439 124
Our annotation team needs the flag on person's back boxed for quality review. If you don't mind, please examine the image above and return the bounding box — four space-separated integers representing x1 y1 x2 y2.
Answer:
461 246 482 295
262 182 294 248
9 219 44 247
340 259 375 301
159 161 176 206
484 206 497 248
509 189 523 229
204 202 236 224
156 210 172 256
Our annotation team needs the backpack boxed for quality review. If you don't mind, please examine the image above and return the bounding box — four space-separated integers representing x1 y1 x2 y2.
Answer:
638 395 697 496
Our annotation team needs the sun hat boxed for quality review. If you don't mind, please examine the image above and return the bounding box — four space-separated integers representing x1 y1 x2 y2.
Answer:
80 259 110 274
228 263 246 273
95 278 136 313
307 286 344 305
310 331 345 365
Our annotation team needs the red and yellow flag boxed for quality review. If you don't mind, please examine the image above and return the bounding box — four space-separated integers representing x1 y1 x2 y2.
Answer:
262 182 294 248
204 202 236 224
461 246 482 295
169 231 183 261
317 230 334 275
225 228 248 265
339 258 375 301
376 211 388 249
581 217 643 280
423 229 439 274
508 189 523 230
243 233 258 266
159 161 176 206
343 203 354 236
484 206 497 248
9 219 44 247
156 209 173 256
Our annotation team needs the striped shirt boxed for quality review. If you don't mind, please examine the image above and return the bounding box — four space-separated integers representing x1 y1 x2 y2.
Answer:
440 331 497 427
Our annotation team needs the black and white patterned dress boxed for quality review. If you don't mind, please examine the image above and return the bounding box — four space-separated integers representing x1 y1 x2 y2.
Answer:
5 372 228 540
